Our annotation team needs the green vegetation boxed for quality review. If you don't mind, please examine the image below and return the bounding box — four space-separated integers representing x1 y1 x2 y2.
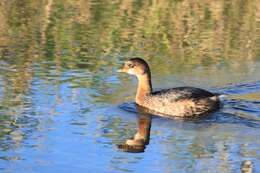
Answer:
0 0 259 104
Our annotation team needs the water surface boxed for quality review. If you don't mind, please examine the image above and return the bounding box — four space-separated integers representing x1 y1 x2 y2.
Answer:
0 0 259 173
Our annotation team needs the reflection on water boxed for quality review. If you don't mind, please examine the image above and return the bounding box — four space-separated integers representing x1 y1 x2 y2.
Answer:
118 106 152 153
0 0 260 173
241 160 253 173
118 107 257 173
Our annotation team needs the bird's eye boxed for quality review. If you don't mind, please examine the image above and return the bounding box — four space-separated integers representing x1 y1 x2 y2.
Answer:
127 63 135 68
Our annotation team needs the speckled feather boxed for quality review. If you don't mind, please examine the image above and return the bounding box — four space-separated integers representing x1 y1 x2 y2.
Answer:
137 87 220 117
151 87 215 101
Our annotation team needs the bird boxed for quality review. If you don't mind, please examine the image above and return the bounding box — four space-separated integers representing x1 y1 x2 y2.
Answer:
117 58 220 118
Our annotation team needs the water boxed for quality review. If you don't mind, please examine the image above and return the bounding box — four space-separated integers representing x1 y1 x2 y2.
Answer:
0 0 259 172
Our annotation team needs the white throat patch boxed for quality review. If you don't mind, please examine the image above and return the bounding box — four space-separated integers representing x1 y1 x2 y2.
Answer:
127 69 135 75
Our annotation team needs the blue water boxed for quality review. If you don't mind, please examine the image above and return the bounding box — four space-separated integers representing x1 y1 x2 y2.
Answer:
0 0 260 173
0 71 259 172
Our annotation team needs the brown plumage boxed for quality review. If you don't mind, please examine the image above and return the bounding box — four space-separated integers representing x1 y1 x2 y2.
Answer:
118 58 220 117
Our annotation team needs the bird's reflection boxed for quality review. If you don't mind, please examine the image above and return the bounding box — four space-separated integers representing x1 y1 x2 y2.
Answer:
241 160 253 173
118 106 152 153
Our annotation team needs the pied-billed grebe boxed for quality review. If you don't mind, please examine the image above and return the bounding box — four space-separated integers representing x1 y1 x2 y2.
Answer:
118 58 220 117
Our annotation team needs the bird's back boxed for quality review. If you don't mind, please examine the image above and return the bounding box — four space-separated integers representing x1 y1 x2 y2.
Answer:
137 87 220 117
152 87 215 101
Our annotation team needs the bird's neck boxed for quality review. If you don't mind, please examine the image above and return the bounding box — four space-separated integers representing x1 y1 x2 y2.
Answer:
136 73 152 104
